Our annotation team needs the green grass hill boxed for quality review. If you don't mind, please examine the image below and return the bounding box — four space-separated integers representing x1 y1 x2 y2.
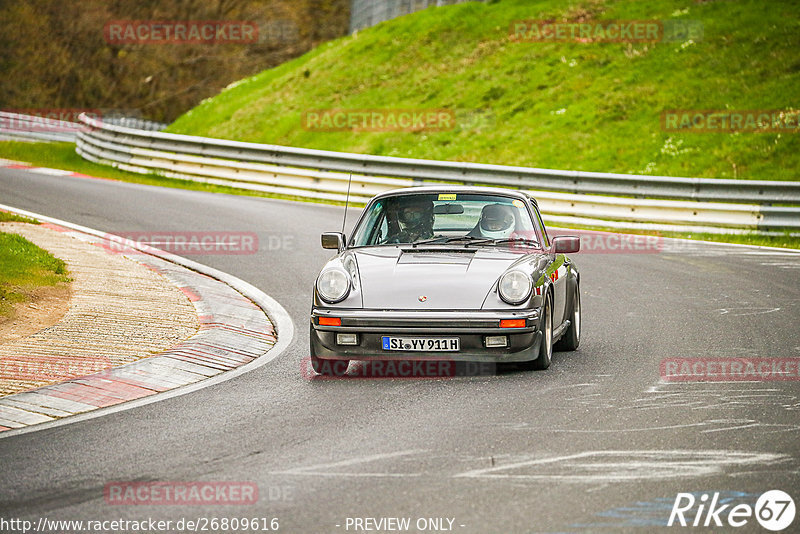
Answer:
167 0 800 181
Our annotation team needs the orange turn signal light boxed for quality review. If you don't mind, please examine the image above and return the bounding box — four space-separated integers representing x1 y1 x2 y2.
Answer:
319 317 342 326
499 319 526 328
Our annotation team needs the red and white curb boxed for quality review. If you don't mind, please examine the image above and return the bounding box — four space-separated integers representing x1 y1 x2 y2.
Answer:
0 204 293 438
0 158 110 181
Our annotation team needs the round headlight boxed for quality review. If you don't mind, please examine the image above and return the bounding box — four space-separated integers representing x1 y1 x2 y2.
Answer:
498 270 532 305
317 269 350 303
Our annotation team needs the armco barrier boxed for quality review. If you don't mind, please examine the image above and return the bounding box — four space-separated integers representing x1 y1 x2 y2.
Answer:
0 111 760 234
73 113 800 234
75 113 800 206
0 112 166 143
0 112 80 143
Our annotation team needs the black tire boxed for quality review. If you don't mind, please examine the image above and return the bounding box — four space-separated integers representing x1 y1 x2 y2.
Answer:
554 280 581 352
521 293 553 371
311 355 350 376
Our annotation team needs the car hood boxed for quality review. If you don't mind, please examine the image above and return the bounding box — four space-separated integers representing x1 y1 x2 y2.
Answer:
351 247 534 309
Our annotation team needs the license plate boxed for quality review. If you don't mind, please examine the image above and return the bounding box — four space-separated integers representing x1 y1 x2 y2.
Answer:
381 336 460 352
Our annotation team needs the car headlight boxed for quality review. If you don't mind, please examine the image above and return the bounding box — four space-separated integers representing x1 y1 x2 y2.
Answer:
498 270 532 305
316 269 350 303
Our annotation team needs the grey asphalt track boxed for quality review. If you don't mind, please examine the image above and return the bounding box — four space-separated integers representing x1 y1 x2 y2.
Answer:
1 168 799 533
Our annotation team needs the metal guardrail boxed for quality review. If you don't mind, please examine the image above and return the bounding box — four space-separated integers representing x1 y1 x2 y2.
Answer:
75 114 800 205
101 116 168 131
0 112 166 143
74 113 800 234
0 112 80 143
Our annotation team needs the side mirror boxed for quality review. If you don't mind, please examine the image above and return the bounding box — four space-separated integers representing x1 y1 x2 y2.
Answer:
552 235 580 254
321 232 346 252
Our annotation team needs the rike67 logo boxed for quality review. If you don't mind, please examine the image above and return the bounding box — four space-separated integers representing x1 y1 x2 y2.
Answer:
669 490 795 531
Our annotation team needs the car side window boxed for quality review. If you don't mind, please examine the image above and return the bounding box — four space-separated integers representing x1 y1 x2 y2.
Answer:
352 201 386 246
375 214 389 244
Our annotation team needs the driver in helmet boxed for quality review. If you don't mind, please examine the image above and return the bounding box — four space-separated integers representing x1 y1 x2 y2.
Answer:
476 203 516 239
386 196 435 243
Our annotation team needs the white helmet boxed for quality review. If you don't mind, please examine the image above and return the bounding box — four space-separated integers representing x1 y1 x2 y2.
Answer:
479 204 515 239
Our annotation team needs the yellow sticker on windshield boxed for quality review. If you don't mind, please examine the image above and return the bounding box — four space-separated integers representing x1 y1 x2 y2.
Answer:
513 199 525 208
438 193 457 200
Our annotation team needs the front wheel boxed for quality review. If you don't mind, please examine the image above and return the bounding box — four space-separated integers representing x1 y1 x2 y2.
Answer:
554 280 580 351
521 294 553 371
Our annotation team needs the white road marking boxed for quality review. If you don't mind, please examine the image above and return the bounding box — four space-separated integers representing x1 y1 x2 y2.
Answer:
496 420 767 433
453 450 789 482
272 449 427 477
700 421 763 433
717 307 780 316
759 262 800 268
737 251 800 256
28 167 74 176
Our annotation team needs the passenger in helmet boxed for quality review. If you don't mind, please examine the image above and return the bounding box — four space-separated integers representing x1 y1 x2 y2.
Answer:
385 196 435 243
477 203 516 239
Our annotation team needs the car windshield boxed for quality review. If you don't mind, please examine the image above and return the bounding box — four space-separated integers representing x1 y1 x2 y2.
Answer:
350 193 539 248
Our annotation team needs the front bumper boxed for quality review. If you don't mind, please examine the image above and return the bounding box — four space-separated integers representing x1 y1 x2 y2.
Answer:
310 308 543 363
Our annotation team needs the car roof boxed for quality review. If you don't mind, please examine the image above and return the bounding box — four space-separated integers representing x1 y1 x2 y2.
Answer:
373 185 538 206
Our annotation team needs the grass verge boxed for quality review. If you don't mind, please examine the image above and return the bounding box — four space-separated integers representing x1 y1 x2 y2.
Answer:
0 211 38 224
0 232 71 319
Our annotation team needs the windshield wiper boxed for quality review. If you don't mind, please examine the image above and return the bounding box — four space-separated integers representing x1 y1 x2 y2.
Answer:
409 236 492 247
490 237 540 248
409 236 449 247
441 237 540 248
407 236 537 248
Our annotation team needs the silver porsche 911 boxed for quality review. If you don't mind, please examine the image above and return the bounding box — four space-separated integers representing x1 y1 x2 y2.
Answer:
310 186 581 375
